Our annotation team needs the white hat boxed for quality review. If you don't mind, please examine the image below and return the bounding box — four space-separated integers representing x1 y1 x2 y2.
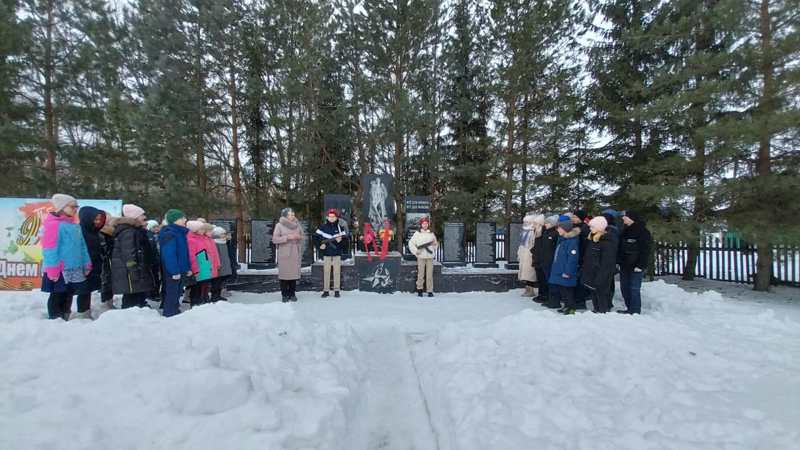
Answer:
51 194 77 212
122 204 145 219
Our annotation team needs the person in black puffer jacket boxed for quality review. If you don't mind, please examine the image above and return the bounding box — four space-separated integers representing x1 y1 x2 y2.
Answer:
111 204 156 308
602 210 621 307
99 217 117 308
531 214 559 303
74 206 107 318
617 209 652 314
580 216 618 313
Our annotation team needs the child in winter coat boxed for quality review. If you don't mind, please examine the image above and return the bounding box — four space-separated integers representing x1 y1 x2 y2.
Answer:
75 206 107 319
518 213 545 297
407 216 438 297
111 204 156 309
580 216 618 313
546 214 582 313
158 210 191 317
186 220 221 306
41 194 92 320
145 220 162 301
210 226 233 302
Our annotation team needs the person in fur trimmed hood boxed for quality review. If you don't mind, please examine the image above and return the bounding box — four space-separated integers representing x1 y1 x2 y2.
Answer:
518 213 545 297
546 214 582 314
272 208 305 302
111 204 156 309
185 220 221 306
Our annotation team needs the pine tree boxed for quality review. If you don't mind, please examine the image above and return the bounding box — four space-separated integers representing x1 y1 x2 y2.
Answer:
588 0 667 215
491 0 586 218
360 0 440 245
718 0 800 290
0 0 37 194
440 0 496 227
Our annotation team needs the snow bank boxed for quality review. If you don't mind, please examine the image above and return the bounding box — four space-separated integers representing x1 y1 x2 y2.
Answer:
414 280 800 450
0 298 366 450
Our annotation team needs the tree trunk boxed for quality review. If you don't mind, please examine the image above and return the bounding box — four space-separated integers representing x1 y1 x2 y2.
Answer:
520 95 530 211
229 67 246 263
504 96 517 263
195 23 207 214
393 65 405 250
43 0 57 185
683 1 715 281
504 96 517 221
753 0 774 291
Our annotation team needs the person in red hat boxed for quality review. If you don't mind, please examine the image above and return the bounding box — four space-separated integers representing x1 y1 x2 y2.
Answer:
314 208 349 298
407 216 438 298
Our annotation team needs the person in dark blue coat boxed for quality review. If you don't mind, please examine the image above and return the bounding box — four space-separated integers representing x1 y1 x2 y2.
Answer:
74 206 106 318
618 210 652 314
314 208 349 298
158 209 192 317
547 215 582 314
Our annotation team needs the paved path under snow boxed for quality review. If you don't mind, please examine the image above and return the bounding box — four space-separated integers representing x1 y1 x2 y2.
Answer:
357 329 438 450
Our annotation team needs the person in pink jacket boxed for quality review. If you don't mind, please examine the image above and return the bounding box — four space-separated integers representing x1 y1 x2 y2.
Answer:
41 194 92 320
185 221 220 306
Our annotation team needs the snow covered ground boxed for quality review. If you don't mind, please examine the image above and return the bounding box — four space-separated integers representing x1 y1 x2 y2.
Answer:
1 279 799 450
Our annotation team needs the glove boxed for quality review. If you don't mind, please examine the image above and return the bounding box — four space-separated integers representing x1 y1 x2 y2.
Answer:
172 274 181 280
320 244 326 250
634 267 643 273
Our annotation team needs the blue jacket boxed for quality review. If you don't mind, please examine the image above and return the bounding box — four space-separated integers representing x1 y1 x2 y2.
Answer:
548 228 582 287
159 223 191 276
314 220 349 257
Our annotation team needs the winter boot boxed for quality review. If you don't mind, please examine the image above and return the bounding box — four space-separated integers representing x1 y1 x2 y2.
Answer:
334 291 340 298
290 295 298 302
560 308 576 315
281 296 289 303
417 290 423 297
321 291 330 298
427 292 434 298
522 286 532 297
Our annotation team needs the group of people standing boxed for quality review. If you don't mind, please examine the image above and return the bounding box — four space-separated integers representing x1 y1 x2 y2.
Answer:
41 194 237 320
39 192 650 317
517 209 652 315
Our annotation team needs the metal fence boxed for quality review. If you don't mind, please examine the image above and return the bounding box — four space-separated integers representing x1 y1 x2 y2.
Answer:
654 238 799 287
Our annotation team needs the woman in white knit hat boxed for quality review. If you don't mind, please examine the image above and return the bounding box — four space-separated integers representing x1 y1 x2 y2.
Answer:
518 213 545 297
41 194 92 320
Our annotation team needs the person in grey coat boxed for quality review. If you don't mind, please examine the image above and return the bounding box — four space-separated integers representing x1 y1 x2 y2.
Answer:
210 226 233 302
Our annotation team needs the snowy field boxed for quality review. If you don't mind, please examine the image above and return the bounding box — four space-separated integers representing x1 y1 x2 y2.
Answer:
1 280 799 450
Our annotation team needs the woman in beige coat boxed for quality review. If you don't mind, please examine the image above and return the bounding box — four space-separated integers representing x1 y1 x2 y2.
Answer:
272 208 305 302
518 213 545 296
